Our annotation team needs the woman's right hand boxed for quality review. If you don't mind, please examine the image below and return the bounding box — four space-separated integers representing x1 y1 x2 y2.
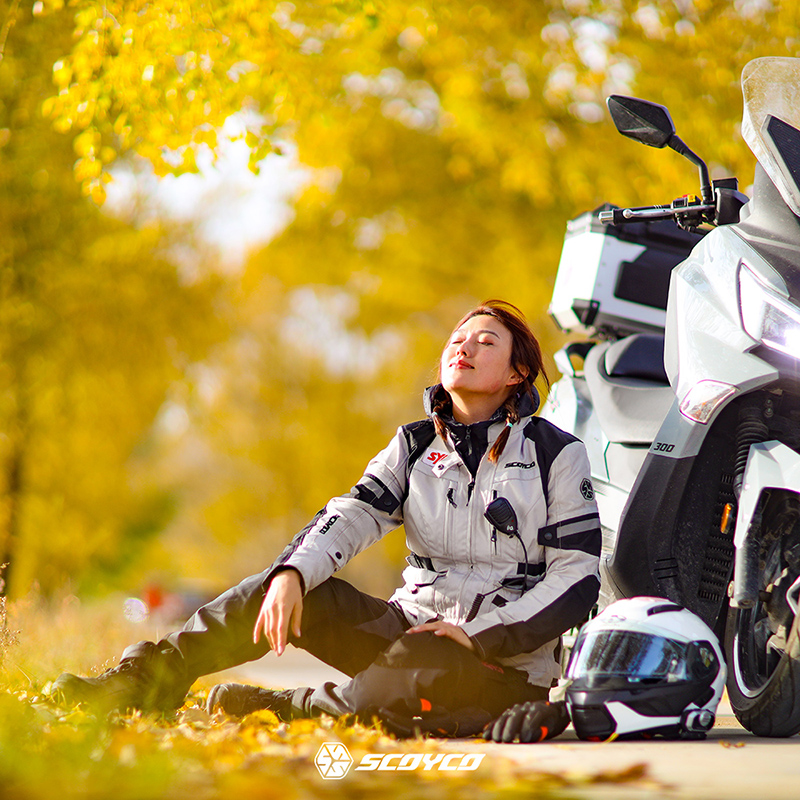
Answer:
252 568 304 656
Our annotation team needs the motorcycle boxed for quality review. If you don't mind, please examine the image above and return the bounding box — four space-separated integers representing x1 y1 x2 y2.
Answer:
542 57 800 737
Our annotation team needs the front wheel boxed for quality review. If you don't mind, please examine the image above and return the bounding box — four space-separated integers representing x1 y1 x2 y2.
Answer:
725 492 800 737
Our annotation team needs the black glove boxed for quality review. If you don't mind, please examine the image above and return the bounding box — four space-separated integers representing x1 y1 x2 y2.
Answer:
482 700 570 743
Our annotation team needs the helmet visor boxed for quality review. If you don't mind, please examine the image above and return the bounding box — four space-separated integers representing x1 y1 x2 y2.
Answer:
567 629 692 683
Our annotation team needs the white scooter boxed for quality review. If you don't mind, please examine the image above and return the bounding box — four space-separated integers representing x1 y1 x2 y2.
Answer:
543 57 800 737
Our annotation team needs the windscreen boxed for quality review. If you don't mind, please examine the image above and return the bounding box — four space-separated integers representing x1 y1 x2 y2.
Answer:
567 629 691 683
742 57 800 217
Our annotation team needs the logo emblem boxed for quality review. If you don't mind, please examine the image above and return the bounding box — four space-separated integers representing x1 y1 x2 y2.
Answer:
427 451 448 466
315 742 353 780
580 478 595 501
317 514 340 535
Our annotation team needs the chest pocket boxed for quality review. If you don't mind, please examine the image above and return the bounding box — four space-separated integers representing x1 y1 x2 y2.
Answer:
403 458 461 556
491 459 545 539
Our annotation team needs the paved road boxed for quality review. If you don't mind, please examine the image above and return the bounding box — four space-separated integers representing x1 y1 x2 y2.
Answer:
213 646 800 799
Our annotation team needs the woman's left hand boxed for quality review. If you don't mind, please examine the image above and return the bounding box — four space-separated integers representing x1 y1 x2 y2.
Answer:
406 620 475 651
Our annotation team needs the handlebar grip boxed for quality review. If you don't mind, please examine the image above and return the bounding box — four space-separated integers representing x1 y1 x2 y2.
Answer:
597 207 671 224
598 205 686 225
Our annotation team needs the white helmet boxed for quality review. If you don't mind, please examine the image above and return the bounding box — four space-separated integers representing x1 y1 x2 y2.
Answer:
565 597 726 740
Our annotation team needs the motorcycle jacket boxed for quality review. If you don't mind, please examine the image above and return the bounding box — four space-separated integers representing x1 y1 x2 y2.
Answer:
267 386 601 688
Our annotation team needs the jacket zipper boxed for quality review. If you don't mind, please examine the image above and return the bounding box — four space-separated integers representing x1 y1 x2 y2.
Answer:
490 489 497 553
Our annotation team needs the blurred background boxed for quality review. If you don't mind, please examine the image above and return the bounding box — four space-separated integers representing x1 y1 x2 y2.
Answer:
0 0 795 611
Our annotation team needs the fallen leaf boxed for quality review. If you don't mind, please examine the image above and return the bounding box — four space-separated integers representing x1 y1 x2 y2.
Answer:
586 763 650 784
179 707 211 726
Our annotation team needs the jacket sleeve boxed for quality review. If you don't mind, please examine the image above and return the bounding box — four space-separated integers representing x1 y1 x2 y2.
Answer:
460 439 601 661
262 427 411 595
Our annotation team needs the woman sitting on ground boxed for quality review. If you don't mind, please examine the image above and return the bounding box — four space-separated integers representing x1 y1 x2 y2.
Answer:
54 299 601 737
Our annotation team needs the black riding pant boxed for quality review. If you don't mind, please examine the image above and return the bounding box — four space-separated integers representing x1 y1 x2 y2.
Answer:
123 572 547 722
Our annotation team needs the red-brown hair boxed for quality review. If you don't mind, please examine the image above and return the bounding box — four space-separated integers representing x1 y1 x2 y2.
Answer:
432 300 548 462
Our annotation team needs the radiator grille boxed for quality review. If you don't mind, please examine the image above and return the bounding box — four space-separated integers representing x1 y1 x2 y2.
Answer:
698 471 736 602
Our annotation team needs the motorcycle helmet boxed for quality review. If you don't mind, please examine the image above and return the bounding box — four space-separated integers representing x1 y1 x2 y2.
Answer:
565 597 726 740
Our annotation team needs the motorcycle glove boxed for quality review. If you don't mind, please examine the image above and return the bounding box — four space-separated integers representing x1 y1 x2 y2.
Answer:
482 700 570 743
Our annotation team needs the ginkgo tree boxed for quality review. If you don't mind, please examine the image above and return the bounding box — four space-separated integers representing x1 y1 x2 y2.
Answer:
71 1 798 593
39 1 798 202
4 0 800 595
0 4 225 596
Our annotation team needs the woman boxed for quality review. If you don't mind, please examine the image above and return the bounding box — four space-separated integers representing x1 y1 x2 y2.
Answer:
54 300 601 736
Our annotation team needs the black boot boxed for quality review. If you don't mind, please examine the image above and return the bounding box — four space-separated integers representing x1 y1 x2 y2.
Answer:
51 641 187 713
206 682 312 721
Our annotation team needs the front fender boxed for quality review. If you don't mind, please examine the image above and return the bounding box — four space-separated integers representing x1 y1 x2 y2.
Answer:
735 441 800 548
733 441 800 608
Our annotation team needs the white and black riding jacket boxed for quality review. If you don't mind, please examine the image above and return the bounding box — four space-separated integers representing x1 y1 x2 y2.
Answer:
268 387 601 688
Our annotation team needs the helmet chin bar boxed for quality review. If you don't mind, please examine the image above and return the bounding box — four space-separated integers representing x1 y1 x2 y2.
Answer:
605 701 679 735
578 701 716 739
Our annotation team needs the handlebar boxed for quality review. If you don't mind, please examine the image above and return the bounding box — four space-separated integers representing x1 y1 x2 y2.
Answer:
598 200 715 229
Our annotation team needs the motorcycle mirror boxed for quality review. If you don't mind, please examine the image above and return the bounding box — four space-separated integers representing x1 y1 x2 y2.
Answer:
607 95 676 148
607 94 713 206
484 497 518 537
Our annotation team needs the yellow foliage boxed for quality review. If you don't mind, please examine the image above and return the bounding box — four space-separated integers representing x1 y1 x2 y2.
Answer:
3 0 800 596
40 0 795 212
0 594 664 800
0 7 226 596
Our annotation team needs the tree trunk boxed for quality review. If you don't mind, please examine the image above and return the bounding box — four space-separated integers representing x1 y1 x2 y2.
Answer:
0 435 25 598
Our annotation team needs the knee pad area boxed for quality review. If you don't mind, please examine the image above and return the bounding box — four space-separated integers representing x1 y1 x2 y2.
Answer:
379 630 469 670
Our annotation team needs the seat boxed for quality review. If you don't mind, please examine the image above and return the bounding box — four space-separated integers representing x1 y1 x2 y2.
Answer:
584 335 674 444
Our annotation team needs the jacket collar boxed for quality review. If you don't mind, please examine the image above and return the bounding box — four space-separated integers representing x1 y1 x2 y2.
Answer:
422 384 538 477
422 384 539 422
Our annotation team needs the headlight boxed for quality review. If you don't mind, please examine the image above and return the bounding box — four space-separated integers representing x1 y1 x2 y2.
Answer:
739 262 800 357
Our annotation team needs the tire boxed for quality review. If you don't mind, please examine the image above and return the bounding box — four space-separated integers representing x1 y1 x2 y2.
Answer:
724 492 800 737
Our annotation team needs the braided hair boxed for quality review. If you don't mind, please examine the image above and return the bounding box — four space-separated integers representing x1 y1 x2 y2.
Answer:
435 300 548 463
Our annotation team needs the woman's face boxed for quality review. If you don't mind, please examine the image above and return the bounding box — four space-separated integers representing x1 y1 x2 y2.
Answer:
440 314 522 404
